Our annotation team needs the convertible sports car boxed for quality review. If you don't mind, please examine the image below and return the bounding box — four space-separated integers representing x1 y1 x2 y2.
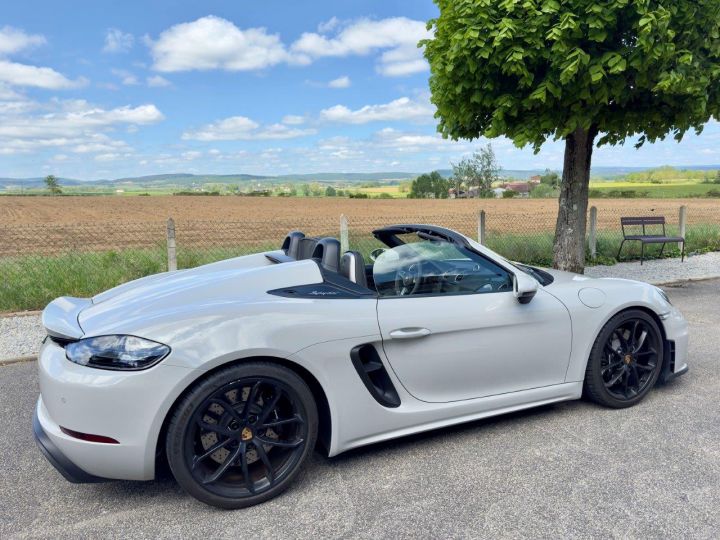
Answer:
34 224 688 508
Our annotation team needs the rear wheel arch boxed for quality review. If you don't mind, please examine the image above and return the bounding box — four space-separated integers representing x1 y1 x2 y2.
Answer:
155 355 332 477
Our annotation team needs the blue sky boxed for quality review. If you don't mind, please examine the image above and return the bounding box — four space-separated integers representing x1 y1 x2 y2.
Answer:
1 0 719 180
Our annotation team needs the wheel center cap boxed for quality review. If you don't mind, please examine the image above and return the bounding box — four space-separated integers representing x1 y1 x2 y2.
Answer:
240 427 253 441
624 354 633 365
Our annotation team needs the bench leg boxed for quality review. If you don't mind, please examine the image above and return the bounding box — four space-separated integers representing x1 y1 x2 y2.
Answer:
616 239 626 261
658 242 666 259
640 242 644 265
681 241 685 262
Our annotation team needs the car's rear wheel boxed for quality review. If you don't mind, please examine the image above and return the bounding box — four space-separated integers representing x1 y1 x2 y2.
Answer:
584 310 664 408
166 362 318 509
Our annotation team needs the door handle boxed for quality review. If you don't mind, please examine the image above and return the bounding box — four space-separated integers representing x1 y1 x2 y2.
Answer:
389 327 431 340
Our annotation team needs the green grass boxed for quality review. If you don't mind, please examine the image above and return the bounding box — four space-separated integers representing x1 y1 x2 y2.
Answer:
589 182 720 198
2 225 719 312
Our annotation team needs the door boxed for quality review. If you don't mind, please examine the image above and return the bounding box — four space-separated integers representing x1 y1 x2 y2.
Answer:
372 238 571 403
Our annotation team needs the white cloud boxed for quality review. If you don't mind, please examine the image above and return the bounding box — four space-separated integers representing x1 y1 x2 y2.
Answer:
111 68 139 86
150 16 291 72
282 114 305 125
317 17 340 34
103 29 134 53
328 75 351 88
146 75 171 87
0 98 163 158
0 26 46 55
320 96 434 124
0 60 86 89
291 17 430 77
181 150 203 160
95 152 125 161
182 115 315 141
147 16 428 76
373 128 473 153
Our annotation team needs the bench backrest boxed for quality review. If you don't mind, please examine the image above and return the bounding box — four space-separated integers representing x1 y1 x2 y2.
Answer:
620 216 667 236
621 216 665 226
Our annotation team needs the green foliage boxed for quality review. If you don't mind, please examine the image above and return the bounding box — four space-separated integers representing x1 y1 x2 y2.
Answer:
348 192 369 199
44 175 62 195
540 169 560 188
451 143 499 197
409 171 450 198
424 0 720 151
530 183 559 198
325 186 337 197
502 189 517 198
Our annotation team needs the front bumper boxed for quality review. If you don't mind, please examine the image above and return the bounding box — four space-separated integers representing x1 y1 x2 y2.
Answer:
658 305 690 384
33 404 107 483
35 339 198 482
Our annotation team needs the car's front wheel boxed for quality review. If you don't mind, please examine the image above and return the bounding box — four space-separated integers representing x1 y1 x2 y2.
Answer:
584 309 664 408
166 362 318 509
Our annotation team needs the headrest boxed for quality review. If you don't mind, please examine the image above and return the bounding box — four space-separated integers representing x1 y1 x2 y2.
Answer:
340 251 367 288
311 238 341 273
297 237 319 260
281 231 305 259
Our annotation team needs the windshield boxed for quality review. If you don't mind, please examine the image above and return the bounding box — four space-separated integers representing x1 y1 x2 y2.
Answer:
372 238 513 297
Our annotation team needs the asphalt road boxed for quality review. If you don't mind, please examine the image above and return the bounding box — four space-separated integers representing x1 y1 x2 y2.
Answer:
1 279 718 539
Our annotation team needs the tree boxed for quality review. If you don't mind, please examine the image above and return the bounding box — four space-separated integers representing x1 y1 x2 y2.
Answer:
451 144 499 198
325 186 337 197
424 0 720 272
540 169 560 189
44 175 62 195
409 171 450 198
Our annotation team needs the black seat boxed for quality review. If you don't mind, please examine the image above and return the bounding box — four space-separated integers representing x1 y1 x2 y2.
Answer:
311 238 341 273
340 251 367 288
281 231 305 259
297 237 319 260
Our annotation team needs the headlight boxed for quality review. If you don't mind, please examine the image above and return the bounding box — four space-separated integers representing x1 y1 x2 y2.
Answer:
655 287 672 306
65 335 170 371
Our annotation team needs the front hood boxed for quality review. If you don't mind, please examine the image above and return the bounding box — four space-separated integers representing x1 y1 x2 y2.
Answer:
77 252 322 336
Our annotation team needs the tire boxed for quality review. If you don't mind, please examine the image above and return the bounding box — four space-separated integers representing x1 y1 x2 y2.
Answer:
166 362 318 509
584 309 664 409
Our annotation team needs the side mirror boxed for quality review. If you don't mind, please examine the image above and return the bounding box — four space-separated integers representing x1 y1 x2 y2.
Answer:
513 272 538 304
369 248 387 262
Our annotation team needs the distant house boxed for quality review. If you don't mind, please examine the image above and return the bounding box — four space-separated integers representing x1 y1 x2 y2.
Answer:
449 186 479 199
492 187 506 198
502 182 532 197
529 175 542 183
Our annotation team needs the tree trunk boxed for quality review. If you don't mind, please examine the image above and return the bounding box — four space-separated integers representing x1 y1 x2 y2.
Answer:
552 126 597 273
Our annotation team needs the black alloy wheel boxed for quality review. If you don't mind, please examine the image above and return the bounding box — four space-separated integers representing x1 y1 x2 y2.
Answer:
166 362 318 509
584 310 664 408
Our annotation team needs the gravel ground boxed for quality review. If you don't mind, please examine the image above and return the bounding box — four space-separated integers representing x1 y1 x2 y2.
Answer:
0 279 718 539
586 251 720 284
0 314 44 361
0 252 718 362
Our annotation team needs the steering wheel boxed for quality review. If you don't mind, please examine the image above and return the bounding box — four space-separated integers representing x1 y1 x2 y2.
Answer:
394 262 422 296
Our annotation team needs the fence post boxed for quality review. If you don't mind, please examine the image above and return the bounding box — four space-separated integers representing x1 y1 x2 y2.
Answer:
478 210 486 245
678 205 687 250
588 206 597 260
340 214 349 253
166 217 177 272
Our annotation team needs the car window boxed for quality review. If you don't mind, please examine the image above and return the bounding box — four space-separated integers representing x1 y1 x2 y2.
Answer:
372 238 513 297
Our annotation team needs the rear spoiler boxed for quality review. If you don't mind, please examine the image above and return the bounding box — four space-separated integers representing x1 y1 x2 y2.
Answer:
42 297 91 340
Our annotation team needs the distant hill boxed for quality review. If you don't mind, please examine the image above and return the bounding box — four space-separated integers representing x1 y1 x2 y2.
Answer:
2 164 719 190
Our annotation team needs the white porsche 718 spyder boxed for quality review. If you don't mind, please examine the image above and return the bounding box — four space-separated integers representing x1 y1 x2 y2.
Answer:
34 224 688 508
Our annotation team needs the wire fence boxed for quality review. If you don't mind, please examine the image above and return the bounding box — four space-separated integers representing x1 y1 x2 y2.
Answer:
1 203 719 312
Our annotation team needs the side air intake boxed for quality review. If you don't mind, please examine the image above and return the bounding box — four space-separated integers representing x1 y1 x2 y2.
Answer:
350 344 401 408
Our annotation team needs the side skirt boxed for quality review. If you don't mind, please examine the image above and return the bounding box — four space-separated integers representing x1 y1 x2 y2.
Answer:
330 382 582 456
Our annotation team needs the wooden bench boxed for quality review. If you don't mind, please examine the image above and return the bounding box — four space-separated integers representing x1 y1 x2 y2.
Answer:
617 216 685 265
